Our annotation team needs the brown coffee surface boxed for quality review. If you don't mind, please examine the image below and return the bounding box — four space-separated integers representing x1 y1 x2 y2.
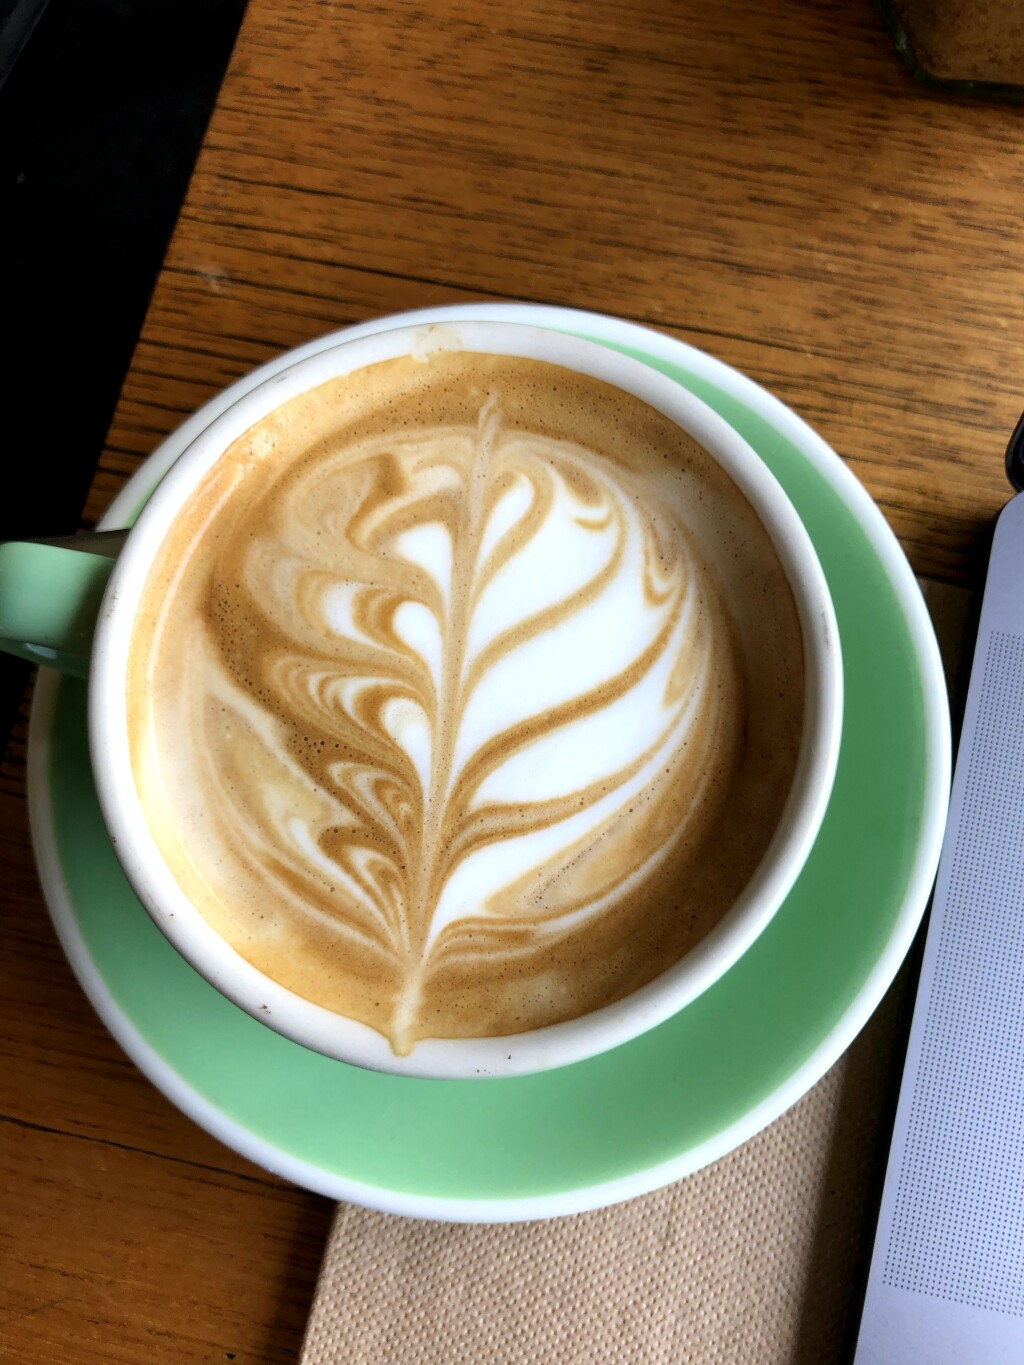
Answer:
128 351 804 1053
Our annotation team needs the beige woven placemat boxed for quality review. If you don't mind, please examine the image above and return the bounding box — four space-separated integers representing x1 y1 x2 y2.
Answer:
300 580 969 1365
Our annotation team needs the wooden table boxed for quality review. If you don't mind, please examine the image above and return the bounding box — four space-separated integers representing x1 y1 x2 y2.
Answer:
3 1 1022 1359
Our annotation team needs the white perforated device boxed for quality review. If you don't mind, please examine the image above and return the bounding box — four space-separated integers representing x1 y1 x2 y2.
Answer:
854 491 1024 1364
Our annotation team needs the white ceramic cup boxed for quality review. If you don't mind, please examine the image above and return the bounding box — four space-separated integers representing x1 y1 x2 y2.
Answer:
71 320 843 1079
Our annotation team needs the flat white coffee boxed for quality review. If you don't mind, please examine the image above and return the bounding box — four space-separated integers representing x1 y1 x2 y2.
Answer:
128 351 804 1053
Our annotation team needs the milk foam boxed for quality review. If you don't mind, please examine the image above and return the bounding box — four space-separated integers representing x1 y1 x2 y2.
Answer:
129 353 804 1051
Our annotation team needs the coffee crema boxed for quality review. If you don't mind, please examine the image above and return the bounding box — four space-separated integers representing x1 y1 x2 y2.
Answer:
128 352 805 1054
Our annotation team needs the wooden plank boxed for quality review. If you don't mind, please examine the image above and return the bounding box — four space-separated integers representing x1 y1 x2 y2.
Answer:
0 773 332 1364
0 1119 331 1365
7 0 1024 1357
0 788 269 1174
91 0 1024 580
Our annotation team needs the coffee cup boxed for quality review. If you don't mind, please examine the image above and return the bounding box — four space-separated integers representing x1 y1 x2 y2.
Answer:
0 321 842 1079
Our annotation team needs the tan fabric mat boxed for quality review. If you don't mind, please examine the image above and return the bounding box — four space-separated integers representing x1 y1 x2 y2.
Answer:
300 579 970 1365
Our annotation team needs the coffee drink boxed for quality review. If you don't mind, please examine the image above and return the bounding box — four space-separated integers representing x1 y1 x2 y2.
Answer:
128 351 804 1055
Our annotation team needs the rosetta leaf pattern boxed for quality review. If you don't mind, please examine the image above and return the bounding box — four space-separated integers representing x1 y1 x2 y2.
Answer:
200 398 730 1051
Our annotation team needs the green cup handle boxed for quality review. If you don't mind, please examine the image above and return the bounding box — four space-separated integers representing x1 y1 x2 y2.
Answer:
0 534 127 679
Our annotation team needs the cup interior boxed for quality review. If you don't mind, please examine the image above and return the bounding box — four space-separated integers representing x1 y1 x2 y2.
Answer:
87 320 843 1079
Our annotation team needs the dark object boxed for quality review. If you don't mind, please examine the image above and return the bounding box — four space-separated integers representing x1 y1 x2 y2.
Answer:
0 0 247 747
0 0 49 85
877 0 1024 99
1006 410 1024 493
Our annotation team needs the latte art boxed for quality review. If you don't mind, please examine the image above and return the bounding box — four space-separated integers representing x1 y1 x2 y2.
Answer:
211 403 730 1049
130 353 804 1051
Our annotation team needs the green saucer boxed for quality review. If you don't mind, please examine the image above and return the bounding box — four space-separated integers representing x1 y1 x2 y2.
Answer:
28 305 949 1221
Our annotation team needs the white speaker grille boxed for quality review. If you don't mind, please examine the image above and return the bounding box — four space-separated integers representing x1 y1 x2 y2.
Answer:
882 629 1024 1314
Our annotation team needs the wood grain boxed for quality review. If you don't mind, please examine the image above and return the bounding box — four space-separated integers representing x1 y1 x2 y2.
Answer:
0 767 334 1365
5 0 1023 1359
86 0 1024 580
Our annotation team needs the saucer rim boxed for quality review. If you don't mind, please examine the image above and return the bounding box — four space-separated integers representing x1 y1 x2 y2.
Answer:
27 302 950 1221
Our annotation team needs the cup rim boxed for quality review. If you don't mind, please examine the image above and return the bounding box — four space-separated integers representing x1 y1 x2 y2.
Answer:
87 319 843 1079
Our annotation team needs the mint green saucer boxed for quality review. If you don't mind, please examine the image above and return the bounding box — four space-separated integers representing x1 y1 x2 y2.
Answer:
27 305 949 1221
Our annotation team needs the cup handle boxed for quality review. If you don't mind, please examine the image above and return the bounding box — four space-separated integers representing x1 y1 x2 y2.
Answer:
0 537 125 678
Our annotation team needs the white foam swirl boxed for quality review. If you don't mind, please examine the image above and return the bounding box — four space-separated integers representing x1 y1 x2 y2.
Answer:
139 374 758 1054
